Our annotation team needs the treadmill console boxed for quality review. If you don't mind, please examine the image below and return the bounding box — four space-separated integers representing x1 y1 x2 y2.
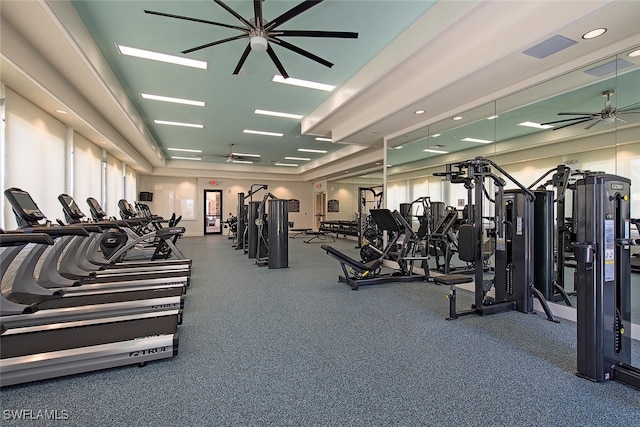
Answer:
86 197 107 220
58 194 85 222
3 188 46 227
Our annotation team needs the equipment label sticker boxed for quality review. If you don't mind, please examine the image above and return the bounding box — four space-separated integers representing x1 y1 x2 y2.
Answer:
604 219 615 282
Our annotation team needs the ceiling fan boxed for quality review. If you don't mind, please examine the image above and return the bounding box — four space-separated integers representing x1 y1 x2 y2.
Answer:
144 0 358 78
541 90 640 131
197 144 261 164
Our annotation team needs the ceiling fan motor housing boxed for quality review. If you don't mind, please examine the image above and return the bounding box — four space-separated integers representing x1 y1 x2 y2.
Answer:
250 29 268 51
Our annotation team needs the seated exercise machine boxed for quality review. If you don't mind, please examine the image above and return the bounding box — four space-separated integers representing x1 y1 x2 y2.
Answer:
234 184 268 251
433 157 557 321
322 208 430 290
572 174 640 388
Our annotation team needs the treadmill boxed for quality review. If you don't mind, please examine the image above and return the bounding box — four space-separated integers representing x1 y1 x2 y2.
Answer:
0 233 180 387
4 188 189 294
85 196 191 271
58 194 190 274
1 229 184 328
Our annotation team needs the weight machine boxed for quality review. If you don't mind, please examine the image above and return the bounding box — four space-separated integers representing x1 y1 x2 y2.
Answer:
234 184 268 250
357 186 384 249
434 157 556 321
572 174 640 388
528 165 573 305
253 193 289 269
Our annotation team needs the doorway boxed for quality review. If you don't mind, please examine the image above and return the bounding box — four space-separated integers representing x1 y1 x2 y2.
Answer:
314 192 327 230
204 190 223 234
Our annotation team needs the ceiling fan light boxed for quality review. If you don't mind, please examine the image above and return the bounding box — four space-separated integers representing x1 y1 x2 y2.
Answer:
250 35 268 52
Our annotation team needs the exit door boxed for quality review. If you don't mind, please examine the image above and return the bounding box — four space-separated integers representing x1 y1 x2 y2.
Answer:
204 190 223 234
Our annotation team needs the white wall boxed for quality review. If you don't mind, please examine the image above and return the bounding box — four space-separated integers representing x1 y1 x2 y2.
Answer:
1 87 134 229
137 176 315 237
4 88 66 227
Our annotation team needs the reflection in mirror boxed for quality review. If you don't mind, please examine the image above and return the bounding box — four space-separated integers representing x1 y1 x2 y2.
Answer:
326 170 383 247
383 44 640 365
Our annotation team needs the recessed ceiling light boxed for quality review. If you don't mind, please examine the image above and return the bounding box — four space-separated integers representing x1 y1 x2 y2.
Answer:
168 147 203 153
298 148 327 153
232 152 260 158
243 129 284 137
395 146 403 150
272 75 335 92
55 109 67 114
487 115 499 120
117 45 208 69
285 156 311 161
154 120 203 128
414 110 425 115
142 93 205 106
462 137 493 144
232 160 253 164
315 137 333 142
431 133 441 138
254 109 303 120
518 121 553 129
582 28 607 40
423 148 449 154
274 162 298 167
452 116 463 121
171 156 201 161
629 49 640 58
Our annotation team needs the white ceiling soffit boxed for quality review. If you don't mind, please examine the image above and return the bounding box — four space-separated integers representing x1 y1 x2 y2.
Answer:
0 0 165 171
303 0 637 146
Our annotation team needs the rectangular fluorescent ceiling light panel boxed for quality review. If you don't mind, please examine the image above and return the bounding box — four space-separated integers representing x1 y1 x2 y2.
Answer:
285 156 310 161
232 160 253 164
168 147 202 153
117 45 208 69
518 121 553 129
522 35 577 59
243 129 283 137
423 148 449 154
171 156 201 161
272 75 335 92
142 93 205 106
315 137 333 142
461 137 493 144
155 120 203 128
232 152 260 158
584 58 634 77
274 163 298 167
254 109 303 120
298 148 327 153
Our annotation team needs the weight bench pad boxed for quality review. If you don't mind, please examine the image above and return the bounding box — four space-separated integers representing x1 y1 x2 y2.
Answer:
432 274 473 286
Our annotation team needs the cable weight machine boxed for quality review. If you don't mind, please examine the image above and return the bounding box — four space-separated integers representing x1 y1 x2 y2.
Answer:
572 174 640 388
434 157 557 321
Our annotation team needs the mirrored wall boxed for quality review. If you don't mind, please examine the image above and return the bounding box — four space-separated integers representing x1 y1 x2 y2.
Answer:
385 46 640 337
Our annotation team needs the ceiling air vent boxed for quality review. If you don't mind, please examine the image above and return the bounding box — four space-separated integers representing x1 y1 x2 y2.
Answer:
584 58 634 77
523 35 577 59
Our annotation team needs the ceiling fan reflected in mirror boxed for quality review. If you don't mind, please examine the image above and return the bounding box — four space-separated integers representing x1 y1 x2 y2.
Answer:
144 0 358 78
542 90 640 130
196 144 261 163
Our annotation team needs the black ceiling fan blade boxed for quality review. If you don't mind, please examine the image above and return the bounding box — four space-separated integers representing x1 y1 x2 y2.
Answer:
273 30 358 39
266 45 289 79
144 10 246 32
557 112 598 116
269 37 333 68
541 116 593 125
618 101 640 112
212 0 255 29
265 0 324 31
182 34 248 54
254 0 263 27
584 118 603 130
551 118 594 130
232 44 252 75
